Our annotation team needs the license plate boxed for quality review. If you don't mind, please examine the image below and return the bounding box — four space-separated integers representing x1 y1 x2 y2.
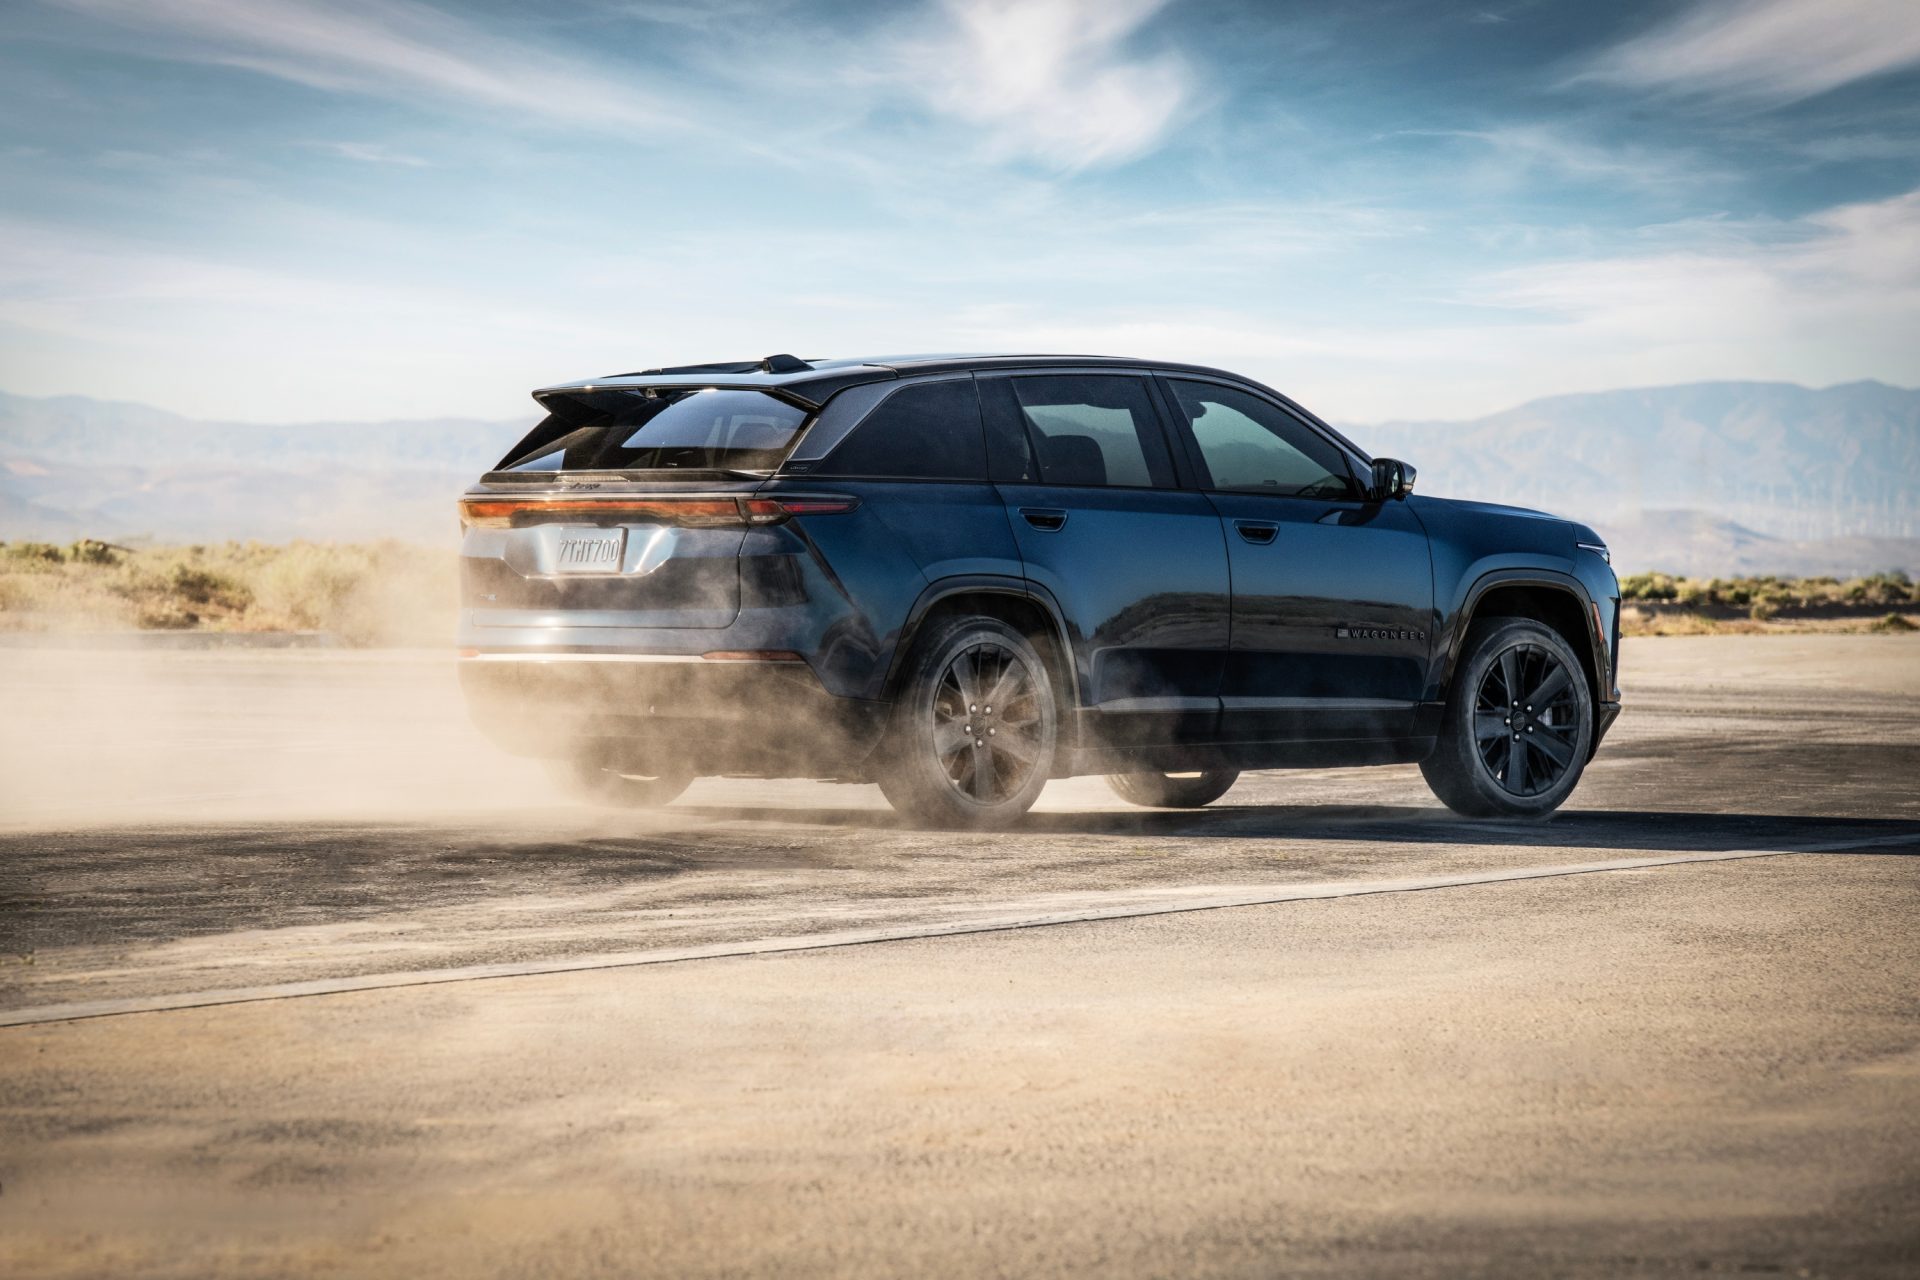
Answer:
554 528 626 572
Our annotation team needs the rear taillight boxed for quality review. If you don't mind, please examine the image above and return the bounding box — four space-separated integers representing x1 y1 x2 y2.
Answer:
459 495 857 530
758 498 859 517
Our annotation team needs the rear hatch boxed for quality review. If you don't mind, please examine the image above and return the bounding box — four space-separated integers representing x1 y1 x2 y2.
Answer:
460 387 810 629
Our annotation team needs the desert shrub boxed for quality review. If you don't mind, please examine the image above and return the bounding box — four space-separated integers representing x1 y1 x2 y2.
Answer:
4 541 66 565
1619 572 1679 601
1835 575 1896 606
167 562 252 610
137 601 201 629
1748 601 1777 622
1870 613 1917 633
68 540 121 566
1861 573 1912 605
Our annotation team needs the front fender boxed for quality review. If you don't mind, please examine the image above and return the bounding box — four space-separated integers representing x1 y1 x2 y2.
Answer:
1434 565 1617 729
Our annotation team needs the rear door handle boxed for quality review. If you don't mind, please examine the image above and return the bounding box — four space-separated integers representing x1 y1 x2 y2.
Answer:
1021 508 1068 532
1234 520 1278 545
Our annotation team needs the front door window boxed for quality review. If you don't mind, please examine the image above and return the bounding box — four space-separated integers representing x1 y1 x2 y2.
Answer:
1166 380 1355 499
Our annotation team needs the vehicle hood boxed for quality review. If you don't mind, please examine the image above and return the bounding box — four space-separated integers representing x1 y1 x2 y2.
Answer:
1409 494 1568 526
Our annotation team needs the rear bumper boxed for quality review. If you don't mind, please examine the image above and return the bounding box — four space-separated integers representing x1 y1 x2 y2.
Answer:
458 652 888 778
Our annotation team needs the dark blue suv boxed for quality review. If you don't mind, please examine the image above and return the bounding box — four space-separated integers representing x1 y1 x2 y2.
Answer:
459 354 1621 826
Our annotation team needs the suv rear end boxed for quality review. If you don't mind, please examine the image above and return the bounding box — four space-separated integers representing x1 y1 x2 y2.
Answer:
457 369 898 782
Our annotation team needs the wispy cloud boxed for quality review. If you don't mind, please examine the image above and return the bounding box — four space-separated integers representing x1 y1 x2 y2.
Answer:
932 187 1920 420
1389 125 1714 191
43 0 681 129
1582 0 1920 104
1467 188 1920 390
885 0 1193 170
309 140 430 167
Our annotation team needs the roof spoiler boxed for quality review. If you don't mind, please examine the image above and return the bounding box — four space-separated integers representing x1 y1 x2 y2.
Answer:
602 353 816 378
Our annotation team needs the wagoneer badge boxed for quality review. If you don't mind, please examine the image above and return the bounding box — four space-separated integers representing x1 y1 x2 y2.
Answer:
1336 625 1426 641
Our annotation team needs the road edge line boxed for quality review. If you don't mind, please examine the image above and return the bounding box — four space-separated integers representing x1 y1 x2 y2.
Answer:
3 835 1909 1029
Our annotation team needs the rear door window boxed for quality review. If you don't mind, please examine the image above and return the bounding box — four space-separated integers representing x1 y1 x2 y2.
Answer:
982 375 1176 489
497 389 809 473
814 379 987 480
1164 380 1356 499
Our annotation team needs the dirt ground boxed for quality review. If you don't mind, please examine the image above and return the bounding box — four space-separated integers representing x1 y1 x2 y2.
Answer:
2 635 1917 1277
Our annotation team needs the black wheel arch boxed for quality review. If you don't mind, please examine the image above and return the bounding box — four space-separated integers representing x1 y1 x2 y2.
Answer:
1440 569 1611 757
882 576 1081 723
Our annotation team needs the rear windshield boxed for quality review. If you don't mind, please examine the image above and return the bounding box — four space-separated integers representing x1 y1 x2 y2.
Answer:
497 389 810 473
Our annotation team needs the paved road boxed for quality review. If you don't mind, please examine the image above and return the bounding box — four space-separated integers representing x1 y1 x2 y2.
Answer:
2 636 1917 1277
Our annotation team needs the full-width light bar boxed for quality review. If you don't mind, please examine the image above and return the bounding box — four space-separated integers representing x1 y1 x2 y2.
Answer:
458 495 857 530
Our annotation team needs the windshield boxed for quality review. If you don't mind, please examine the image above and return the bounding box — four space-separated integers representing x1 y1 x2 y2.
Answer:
497 389 810 473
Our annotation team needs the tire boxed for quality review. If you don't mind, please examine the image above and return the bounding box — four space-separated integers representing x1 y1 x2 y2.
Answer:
1107 769 1240 808
1421 616 1594 819
546 757 694 808
875 616 1059 829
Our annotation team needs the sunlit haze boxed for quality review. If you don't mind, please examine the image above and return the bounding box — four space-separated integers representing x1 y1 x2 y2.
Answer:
2 0 1917 424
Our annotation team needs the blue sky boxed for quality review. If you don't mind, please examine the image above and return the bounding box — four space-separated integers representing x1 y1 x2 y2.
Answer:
1 0 1917 424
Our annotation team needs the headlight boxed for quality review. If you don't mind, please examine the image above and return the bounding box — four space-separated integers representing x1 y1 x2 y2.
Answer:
1576 541 1610 564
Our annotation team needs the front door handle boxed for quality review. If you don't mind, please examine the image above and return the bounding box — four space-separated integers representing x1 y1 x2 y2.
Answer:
1235 520 1278 545
1021 508 1068 532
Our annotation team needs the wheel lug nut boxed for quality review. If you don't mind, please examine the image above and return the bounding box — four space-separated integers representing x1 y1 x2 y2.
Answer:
988 728 996 736
969 704 977 713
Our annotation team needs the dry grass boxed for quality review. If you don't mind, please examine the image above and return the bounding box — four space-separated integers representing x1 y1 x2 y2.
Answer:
1617 571 1920 636
1620 570 1918 610
0 540 455 646
1620 605 1920 637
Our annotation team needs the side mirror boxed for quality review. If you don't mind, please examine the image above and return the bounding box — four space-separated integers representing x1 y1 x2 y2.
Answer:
1369 457 1416 502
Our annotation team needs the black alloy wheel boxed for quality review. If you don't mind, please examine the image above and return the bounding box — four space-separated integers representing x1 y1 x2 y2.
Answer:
877 616 1058 828
931 641 1047 804
1473 642 1580 797
1420 616 1594 818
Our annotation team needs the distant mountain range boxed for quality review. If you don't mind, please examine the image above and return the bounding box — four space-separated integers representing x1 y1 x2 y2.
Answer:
0 390 526 544
1358 379 1920 576
2 380 1916 575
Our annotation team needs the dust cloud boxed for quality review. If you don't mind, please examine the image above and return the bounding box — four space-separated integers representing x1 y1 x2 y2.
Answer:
0 645 1128 833
0 648 540 830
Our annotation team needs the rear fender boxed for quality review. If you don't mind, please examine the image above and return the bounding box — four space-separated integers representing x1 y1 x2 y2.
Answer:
879 576 1081 714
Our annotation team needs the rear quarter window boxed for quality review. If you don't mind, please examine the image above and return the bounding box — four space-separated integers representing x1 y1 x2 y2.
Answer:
812 379 987 481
